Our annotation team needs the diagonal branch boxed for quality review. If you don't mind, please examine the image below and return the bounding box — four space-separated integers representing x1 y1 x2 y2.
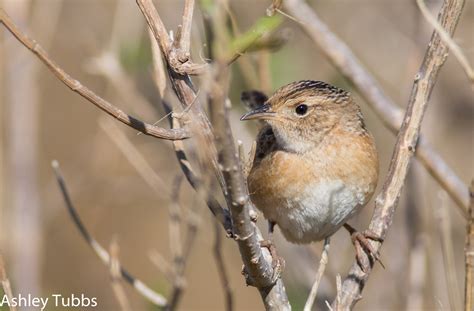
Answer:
416 0 473 85
0 9 189 141
284 0 469 217
329 0 466 307
51 160 168 307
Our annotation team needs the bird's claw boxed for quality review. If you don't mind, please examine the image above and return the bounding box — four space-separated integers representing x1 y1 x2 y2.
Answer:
241 239 285 286
260 240 285 283
352 229 385 272
344 224 384 272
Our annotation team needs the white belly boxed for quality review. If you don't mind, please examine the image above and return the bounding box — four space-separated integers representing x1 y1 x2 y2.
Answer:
261 180 366 244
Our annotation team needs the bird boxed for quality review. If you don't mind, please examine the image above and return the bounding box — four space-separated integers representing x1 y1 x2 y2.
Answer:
240 80 382 271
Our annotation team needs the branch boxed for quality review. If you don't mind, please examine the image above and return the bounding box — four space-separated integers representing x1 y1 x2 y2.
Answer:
136 0 206 75
136 0 229 204
283 0 469 217
51 160 168 307
209 61 289 308
137 0 290 308
436 191 462 311
465 181 474 311
208 4 289 305
166 175 201 310
168 112 233 233
109 241 132 311
0 254 17 311
177 0 194 61
213 220 234 311
416 0 473 86
0 9 189 141
303 238 330 311
329 0 465 307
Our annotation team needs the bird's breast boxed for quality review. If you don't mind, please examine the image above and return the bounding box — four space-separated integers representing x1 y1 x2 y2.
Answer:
248 140 377 243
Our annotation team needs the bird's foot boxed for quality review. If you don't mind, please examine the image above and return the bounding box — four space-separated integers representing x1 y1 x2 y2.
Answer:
344 224 385 273
241 239 285 286
260 239 285 284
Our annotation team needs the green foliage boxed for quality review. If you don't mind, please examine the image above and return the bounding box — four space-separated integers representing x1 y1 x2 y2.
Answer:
229 15 283 56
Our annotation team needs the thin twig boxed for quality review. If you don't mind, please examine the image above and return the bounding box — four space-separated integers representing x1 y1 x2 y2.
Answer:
168 113 232 233
284 0 469 217
99 118 169 196
109 240 132 311
465 181 474 311
0 9 189 141
436 191 462 311
149 29 168 98
166 175 201 311
178 0 194 60
303 238 330 311
213 220 234 311
166 176 186 311
0 254 17 311
51 160 167 307
149 250 175 283
326 0 466 307
416 0 474 86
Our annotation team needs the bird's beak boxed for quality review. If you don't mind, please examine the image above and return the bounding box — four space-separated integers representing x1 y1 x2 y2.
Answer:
240 104 276 121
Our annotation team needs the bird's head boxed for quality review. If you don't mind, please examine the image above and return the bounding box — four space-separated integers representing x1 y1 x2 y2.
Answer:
241 80 366 153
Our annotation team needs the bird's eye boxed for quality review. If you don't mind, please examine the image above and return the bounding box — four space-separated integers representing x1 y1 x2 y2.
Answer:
295 104 308 116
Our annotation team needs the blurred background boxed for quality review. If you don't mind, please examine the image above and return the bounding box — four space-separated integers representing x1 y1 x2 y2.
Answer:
0 0 473 310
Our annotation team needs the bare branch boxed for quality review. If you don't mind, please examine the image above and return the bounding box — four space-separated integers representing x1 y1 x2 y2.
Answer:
99 118 169 197
51 160 167 307
137 0 229 203
178 0 194 60
436 191 462 311
465 181 474 311
213 220 234 311
416 0 474 86
137 0 290 307
303 238 330 311
148 29 168 98
168 114 233 233
109 240 132 311
326 0 466 307
210 62 289 308
149 250 175 282
0 9 189 141
136 0 206 75
0 254 17 311
284 0 469 217
208 6 289 306
166 176 186 311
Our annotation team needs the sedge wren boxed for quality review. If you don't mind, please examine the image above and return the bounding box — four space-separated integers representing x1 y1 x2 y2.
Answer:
241 80 382 269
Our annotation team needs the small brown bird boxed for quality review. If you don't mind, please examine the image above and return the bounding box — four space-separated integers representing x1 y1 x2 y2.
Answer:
241 80 382 269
